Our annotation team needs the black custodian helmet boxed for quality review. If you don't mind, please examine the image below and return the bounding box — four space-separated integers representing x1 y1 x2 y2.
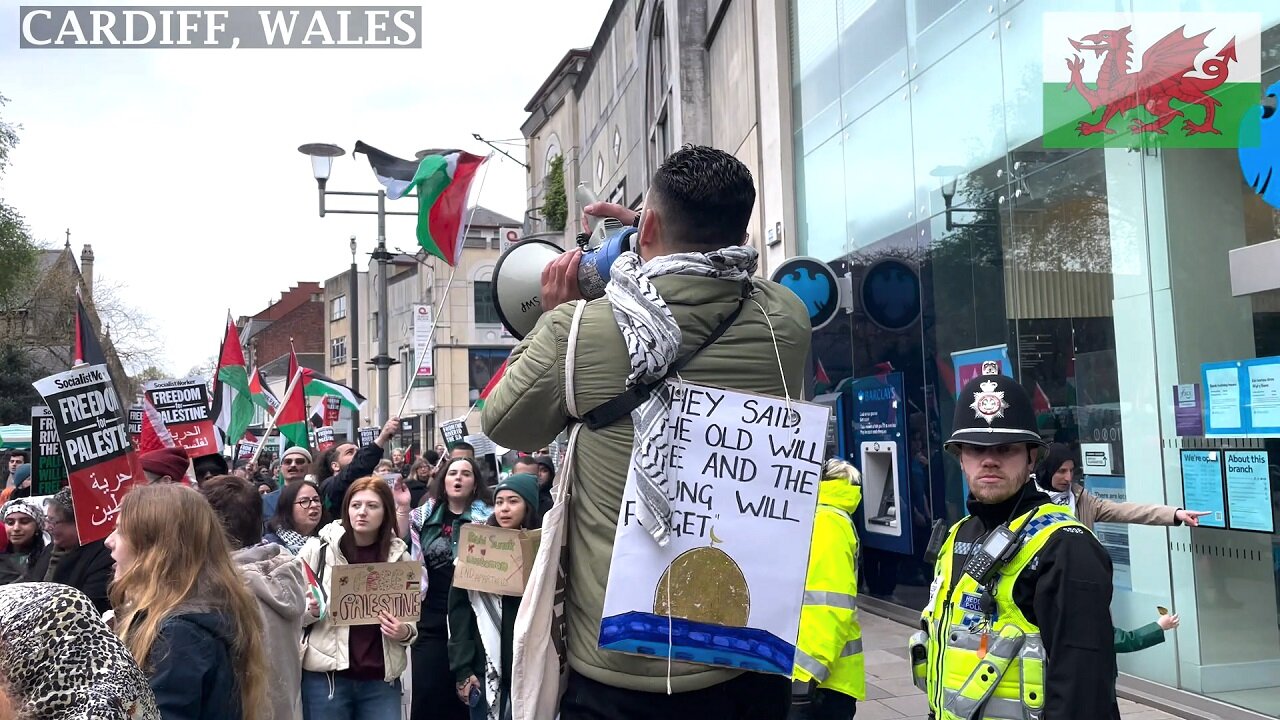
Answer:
944 369 1047 456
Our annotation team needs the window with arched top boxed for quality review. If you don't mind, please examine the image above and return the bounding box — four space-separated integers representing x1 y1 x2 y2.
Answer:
647 4 671 173
544 133 561 178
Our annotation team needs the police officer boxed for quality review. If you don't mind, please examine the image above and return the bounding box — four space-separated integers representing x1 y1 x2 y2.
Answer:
910 370 1120 720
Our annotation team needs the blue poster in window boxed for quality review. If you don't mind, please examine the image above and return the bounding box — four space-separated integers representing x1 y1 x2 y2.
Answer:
951 345 1012 398
1179 450 1227 529
1242 357 1280 435
1224 450 1274 533
1086 474 1131 591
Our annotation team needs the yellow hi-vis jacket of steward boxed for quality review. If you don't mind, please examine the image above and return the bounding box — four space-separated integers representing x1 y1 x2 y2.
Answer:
792 480 866 700
910 504 1084 720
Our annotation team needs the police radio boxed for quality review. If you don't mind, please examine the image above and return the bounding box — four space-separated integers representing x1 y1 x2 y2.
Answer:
962 524 1021 587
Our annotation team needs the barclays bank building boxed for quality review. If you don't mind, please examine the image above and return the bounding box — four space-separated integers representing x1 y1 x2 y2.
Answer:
788 0 1280 716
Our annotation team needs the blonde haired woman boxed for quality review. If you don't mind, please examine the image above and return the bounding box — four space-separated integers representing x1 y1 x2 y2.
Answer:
107 484 267 720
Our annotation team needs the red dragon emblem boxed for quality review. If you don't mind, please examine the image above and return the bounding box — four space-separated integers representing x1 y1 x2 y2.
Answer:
1065 25 1237 136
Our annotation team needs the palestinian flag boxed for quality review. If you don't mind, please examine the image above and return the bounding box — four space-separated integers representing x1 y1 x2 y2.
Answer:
211 315 255 449
299 368 365 412
352 141 421 200
354 141 489 266
301 560 327 620
249 365 279 415
72 292 107 367
287 340 300 386
276 370 310 450
474 360 506 410
1043 12 1260 149
137 397 176 454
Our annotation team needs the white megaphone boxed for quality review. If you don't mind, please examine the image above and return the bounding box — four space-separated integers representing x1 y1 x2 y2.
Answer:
491 188 637 339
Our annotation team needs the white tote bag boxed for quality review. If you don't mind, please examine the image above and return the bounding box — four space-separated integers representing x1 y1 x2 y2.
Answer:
510 300 587 720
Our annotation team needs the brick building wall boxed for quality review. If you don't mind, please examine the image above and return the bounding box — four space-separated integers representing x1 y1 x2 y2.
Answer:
249 298 324 369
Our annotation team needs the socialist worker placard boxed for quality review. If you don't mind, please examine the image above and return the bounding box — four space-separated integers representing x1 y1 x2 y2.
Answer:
33 365 144 544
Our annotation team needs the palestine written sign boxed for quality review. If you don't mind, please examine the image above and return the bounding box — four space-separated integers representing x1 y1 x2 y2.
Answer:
32 364 143 544
126 402 142 447
144 377 219 455
30 405 68 496
323 396 341 427
599 383 829 675
328 561 422 627
314 426 336 453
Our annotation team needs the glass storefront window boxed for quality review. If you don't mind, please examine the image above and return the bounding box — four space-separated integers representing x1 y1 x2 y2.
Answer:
789 0 1280 715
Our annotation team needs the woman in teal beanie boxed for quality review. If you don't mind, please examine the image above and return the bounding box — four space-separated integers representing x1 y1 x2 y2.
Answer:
447 473 542 720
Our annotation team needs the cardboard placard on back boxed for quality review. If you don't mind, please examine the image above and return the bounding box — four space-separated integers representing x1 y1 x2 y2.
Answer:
453 523 541 596
33 364 143 544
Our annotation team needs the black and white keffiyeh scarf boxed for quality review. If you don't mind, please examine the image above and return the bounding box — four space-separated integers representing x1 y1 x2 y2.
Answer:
604 245 758 546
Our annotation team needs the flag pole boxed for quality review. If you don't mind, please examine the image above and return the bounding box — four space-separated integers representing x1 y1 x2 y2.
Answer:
393 155 495 420
250 368 303 467
394 262 458 419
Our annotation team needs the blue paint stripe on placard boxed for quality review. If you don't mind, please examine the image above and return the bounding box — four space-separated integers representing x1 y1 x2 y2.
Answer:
599 612 795 676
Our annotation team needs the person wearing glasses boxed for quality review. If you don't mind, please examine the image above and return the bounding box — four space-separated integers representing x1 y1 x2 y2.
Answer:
1034 443 1208 531
264 480 330 555
262 446 315 520
26 488 115 612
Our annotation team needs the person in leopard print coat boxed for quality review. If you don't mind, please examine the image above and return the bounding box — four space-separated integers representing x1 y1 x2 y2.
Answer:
0 582 159 719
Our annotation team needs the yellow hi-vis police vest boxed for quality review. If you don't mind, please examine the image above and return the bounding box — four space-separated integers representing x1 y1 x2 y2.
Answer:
792 480 866 700
909 504 1085 720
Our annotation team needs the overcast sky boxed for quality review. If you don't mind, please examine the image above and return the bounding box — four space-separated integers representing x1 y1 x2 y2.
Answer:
0 1 606 375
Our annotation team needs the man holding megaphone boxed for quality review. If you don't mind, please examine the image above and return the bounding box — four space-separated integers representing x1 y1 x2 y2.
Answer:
482 145 810 720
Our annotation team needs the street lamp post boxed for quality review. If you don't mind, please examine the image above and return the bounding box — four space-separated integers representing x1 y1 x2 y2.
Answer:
298 142 416 426
348 235 360 440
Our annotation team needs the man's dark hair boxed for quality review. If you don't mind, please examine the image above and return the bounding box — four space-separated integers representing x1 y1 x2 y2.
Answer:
312 445 344 483
192 454 229 483
424 449 440 466
450 441 475 454
199 474 264 549
649 145 755 250
8 450 27 462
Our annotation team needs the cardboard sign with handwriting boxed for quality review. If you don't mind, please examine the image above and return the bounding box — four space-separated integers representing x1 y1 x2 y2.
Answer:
328 561 422 627
452 524 541 596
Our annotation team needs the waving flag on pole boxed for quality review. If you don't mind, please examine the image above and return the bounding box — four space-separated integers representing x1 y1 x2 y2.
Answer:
71 290 107 367
137 398 177 454
211 314 255 449
299 369 366 412
354 141 489 266
276 370 310 451
249 365 280 415
474 360 506 410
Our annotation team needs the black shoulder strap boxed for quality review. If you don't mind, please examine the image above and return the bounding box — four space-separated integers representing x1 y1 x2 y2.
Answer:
582 290 750 431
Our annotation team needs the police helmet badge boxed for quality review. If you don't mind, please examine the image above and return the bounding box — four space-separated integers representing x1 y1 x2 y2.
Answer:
970 380 1008 426
981 360 999 376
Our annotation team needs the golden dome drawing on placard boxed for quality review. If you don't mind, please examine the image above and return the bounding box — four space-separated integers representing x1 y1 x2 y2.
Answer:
653 544 750 627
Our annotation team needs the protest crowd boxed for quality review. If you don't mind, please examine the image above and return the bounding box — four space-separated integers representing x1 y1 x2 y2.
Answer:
0 146 1205 720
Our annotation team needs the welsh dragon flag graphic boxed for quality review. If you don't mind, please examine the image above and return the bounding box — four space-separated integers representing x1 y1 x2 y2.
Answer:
1043 13 1260 148
354 141 488 266
211 315 255 449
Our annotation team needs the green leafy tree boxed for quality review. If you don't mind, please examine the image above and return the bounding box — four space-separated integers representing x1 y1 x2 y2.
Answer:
543 154 567 232
0 94 38 307
0 347 43 425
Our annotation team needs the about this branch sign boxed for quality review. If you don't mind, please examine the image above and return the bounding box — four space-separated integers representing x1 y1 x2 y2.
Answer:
599 383 830 675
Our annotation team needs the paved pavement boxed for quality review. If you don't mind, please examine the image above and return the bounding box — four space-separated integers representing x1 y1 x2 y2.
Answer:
855 610 1181 720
